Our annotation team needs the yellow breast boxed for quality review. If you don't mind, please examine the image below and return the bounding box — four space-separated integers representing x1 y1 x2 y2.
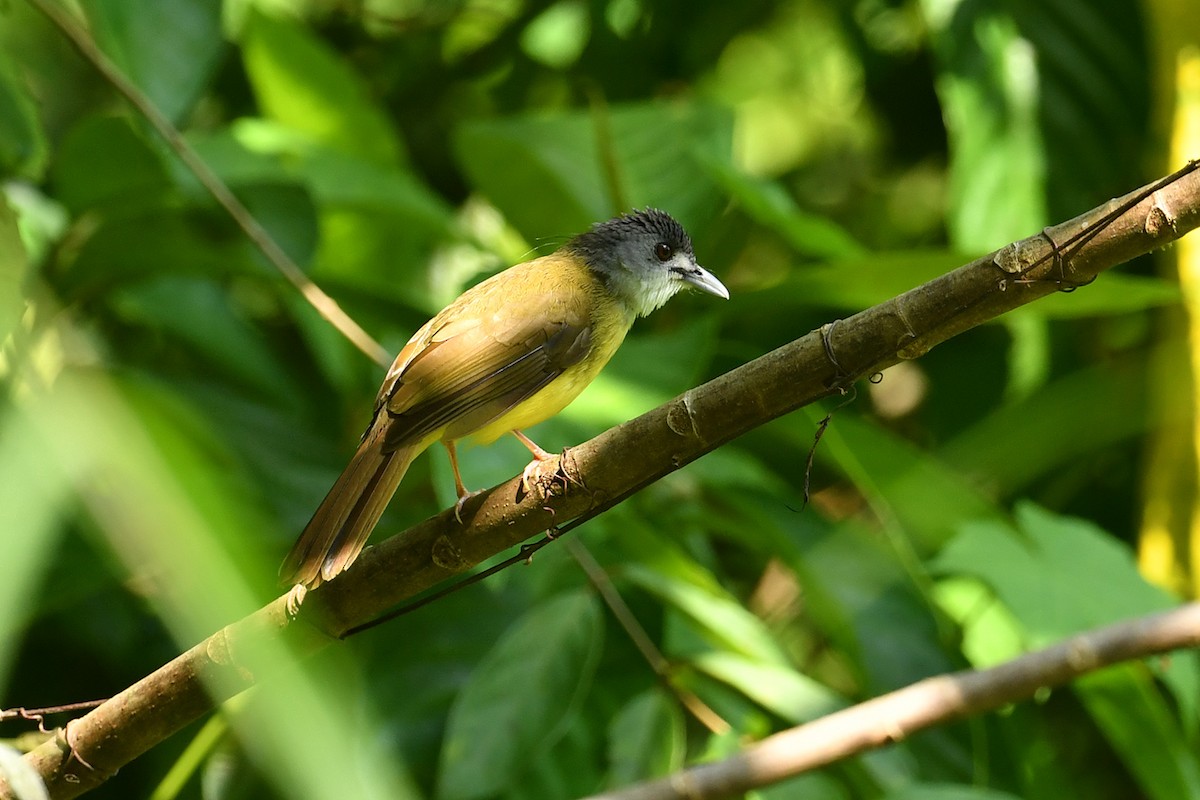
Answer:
464 259 634 444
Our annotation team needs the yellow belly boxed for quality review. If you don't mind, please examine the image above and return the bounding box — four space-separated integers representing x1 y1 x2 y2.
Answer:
464 295 632 445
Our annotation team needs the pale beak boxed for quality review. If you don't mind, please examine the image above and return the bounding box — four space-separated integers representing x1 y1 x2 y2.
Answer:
674 264 730 299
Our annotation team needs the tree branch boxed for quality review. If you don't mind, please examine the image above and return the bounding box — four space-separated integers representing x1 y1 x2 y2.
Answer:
582 603 1200 800
4 164 1199 798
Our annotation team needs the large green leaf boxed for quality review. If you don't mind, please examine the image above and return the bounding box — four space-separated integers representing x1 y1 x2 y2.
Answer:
437 590 604 800
938 353 1150 496
56 208 248 300
454 101 732 240
110 275 301 401
923 0 1046 251
85 0 224 124
934 503 1179 645
50 115 172 215
699 155 866 260
622 564 790 667
933 502 1200 780
241 9 403 167
923 0 1150 244
691 651 843 723
0 49 47 179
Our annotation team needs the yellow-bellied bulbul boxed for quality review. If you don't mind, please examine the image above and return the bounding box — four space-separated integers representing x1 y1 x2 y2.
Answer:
280 209 728 595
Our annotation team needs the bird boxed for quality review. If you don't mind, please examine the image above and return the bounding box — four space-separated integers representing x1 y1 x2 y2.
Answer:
280 208 728 598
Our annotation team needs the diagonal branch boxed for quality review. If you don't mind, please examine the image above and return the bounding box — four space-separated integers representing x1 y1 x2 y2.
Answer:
3 164 1199 799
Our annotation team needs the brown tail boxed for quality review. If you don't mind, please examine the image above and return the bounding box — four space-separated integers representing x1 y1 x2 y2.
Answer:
280 423 421 589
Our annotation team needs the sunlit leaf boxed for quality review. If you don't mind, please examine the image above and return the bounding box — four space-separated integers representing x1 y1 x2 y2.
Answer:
0 194 27 340
241 8 404 167
691 651 843 723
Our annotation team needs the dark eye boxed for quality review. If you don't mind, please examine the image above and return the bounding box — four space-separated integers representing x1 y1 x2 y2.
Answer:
654 242 673 262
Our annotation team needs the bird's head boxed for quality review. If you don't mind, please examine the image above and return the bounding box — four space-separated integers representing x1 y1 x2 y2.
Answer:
568 208 728 318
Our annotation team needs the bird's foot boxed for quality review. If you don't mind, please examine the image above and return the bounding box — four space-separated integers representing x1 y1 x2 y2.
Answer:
285 583 308 617
520 449 567 500
454 488 484 524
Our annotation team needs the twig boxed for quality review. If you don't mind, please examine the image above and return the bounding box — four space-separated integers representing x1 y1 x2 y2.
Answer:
25 0 391 369
0 703 106 735
563 537 731 735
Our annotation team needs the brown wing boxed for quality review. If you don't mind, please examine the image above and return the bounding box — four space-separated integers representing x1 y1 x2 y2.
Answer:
380 305 593 451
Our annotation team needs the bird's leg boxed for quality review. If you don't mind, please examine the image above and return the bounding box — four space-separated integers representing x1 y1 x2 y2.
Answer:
512 429 560 497
443 440 481 523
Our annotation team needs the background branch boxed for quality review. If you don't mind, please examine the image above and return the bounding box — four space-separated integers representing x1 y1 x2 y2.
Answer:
3 164 1198 799
582 603 1200 800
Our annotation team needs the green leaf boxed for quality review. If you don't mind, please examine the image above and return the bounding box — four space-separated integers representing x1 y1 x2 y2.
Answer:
622 564 790 666
1076 665 1200 800
0 193 27 339
933 577 1024 668
807 409 1002 552
756 772 851 800
85 0 223 123
0 406 71 688
1007 0 1150 220
110 276 301 401
691 651 844 723
605 690 685 787
241 9 403 167
0 49 47 178
879 785 1024 800
238 181 320 265
780 249 969 310
933 502 1200 723
939 353 1149 496
58 208 247 300
503 715 605 800
184 120 455 305
521 0 591 69
437 590 604 800
933 502 1177 643
454 101 732 240
924 0 1151 243
923 2 1046 250
51 115 171 215
698 154 866 260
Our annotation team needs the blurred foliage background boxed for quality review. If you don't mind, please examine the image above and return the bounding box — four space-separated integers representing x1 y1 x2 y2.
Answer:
2 0 1200 798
